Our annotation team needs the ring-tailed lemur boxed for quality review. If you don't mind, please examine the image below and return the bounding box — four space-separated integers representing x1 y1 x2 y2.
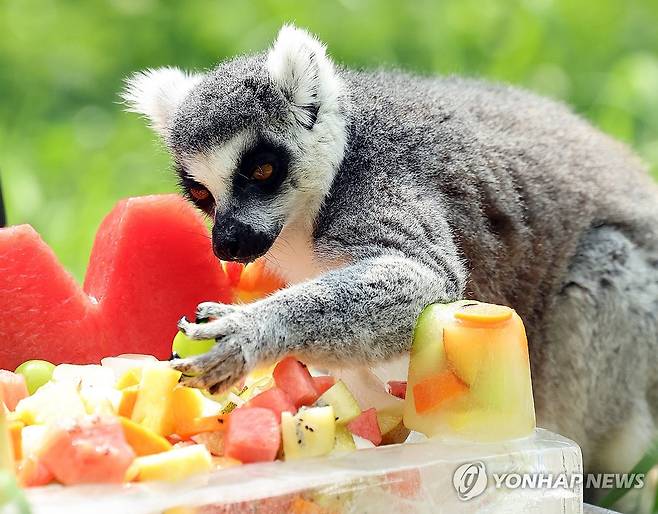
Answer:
124 25 658 473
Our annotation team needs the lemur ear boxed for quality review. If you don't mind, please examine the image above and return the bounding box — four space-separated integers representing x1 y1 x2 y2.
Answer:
121 67 202 138
266 25 340 130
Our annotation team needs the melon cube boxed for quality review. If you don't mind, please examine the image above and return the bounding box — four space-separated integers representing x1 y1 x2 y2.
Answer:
273 357 318 407
130 443 212 482
245 386 296 421
0 371 29 411
347 408 382 446
39 416 135 485
15 382 86 425
224 407 280 463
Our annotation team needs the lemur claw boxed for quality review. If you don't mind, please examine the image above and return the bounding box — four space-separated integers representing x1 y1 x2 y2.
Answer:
195 301 235 322
171 342 247 393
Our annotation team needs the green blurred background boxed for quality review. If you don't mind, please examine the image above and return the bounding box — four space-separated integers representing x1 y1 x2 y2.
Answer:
1 0 657 280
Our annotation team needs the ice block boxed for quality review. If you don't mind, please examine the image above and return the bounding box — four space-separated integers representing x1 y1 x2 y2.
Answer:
403 300 536 441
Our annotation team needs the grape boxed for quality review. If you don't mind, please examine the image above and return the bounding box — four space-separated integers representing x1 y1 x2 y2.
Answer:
172 332 215 359
15 360 56 395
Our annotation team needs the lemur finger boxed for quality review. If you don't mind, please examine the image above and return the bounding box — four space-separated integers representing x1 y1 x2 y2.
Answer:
195 302 235 322
177 316 230 340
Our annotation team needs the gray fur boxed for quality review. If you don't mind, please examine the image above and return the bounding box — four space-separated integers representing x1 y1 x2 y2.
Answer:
127 27 658 476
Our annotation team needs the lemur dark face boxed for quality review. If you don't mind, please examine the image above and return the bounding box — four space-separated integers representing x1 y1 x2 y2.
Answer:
123 26 347 263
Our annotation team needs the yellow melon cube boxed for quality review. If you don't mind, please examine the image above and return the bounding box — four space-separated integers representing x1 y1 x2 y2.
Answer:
131 444 212 482
131 366 181 436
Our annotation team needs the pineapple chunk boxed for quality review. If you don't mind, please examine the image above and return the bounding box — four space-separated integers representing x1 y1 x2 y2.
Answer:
131 366 181 436
116 368 142 390
130 444 212 481
15 382 86 425
314 380 360 425
281 406 336 460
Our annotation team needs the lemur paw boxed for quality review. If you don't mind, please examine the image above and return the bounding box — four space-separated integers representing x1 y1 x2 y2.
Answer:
172 307 257 393
194 301 236 322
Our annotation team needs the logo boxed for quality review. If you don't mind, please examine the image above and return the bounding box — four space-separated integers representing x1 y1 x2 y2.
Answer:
453 461 488 501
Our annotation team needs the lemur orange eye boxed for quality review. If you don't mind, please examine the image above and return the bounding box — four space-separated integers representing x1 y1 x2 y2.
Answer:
251 163 273 181
190 187 210 201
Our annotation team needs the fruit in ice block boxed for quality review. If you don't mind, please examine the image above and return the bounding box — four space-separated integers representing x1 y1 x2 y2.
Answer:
224 407 280 463
39 416 135 485
313 380 361 424
14 360 55 395
245 386 296 421
403 301 535 441
273 357 319 408
281 406 336 460
131 366 181 436
119 417 172 456
0 371 28 411
129 443 212 482
346 408 382 446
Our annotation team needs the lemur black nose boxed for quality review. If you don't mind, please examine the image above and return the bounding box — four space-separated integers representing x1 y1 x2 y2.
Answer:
212 219 274 263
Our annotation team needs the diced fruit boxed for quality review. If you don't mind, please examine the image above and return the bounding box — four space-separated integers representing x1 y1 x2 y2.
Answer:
129 444 212 482
14 360 55 395
116 368 142 389
314 380 361 424
347 408 382 446
273 357 318 407
118 386 139 417
224 407 280 463
101 354 157 381
384 469 422 499
191 431 224 456
15 381 86 425
39 416 135 485
281 406 336 460
245 387 296 421
172 331 215 359
0 406 14 471
332 425 356 454
8 421 23 461
84 195 233 359
386 381 407 399
312 376 335 396
172 386 205 434
20 425 47 458
381 421 410 445
290 497 325 514
175 415 226 439
0 371 28 411
17 456 53 487
119 417 172 456
376 411 403 436
52 364 116 389
131 366 181 436
413 370 469 414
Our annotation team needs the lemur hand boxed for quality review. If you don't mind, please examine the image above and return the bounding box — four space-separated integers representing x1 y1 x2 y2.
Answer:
171 302 259 394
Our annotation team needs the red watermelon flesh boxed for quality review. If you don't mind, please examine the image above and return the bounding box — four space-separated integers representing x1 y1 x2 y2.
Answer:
0 225 101 369
312 376 335 396
224 407 281 463
272 357 319 408
39 416 135 485
0 195 232 368
347 408 383 446
84 195 232 358
245 386 296 421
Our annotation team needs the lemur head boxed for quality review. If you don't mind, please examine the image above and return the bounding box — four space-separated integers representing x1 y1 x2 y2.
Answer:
123 25 347 262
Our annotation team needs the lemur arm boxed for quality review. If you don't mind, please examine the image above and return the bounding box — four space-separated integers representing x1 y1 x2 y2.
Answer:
173 246 466 393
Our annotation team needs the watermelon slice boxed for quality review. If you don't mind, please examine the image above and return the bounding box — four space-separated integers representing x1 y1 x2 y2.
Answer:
273 357 319 408
0 195 233 368
245 386 296 421
224 407 280 463
84 195 232 358
386 380 407 400
347 408 382 446
39 416 135 485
